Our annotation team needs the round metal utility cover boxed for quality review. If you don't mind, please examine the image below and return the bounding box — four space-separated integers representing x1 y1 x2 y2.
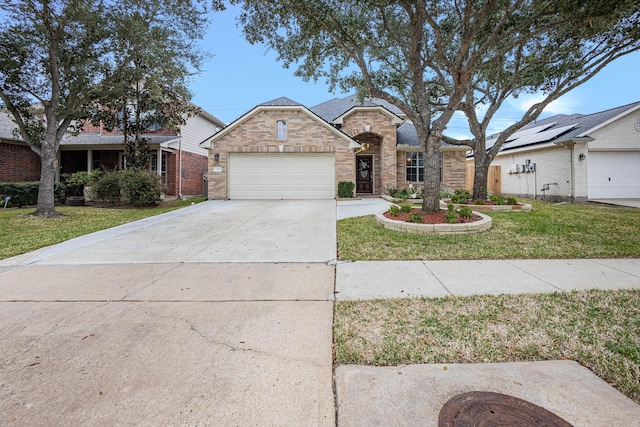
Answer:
438 391 574 427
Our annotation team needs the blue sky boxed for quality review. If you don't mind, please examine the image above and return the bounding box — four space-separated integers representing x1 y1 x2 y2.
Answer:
191 5 640 138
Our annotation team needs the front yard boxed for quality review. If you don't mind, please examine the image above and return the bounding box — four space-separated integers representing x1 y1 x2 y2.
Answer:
335 199 640 404
338 199 640 260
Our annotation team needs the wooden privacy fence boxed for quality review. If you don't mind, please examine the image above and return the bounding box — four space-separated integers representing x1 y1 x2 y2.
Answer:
466 165 502 195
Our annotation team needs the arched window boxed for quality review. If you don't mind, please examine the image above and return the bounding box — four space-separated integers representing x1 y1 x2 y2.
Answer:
276 120 287 140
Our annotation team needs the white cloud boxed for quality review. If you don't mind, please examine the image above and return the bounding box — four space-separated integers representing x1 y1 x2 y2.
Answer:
508 93 580 115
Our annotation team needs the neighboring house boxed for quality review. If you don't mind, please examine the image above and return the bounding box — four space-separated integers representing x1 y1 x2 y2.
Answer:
200 95 468 199
468 101 640 201
0 107 225 197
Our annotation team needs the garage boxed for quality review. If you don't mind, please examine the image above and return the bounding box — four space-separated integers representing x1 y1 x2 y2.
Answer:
228 153 336 199
588 151 640 199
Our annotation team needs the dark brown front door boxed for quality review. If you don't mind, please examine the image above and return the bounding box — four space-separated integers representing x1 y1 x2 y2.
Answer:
356 155 373 193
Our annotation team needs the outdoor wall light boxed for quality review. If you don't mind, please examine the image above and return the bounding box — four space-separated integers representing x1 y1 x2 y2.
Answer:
214 153 220 162
579 153 586 161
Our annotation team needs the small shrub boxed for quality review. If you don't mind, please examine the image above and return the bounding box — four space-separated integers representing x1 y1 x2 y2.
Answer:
440 188 454 199
400 204 412 213
474 199 486 205
397 188 409 199
489 195 505 205
445 209 459 223
120 169 163 207
387 187 399 197
451 189 472 204
447 203 455 212
389 204 400 216
338 181 355 198
507 197 518 205
459 206 473 219
93 172 123 205
62 170 101 197
407 213 423 223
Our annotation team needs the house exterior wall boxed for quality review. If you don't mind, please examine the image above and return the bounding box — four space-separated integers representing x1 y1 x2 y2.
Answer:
442 148 467 190
341 110 398 193
176 150 208 196
170 114 220 156
486 145 574 201
207 108 355 199
0 142 41 182
587 109 640 151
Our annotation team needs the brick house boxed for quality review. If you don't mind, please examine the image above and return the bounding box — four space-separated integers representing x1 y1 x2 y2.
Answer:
0 107 225 197
201 96 468 199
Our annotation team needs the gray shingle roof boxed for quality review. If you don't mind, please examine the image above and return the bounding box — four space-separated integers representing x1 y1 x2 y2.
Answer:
310 94 404 122
61 133 179 146
489 101 640 152
259 97 303 107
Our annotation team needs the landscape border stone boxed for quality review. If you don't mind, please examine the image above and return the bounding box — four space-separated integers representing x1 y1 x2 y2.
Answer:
374 210 492 235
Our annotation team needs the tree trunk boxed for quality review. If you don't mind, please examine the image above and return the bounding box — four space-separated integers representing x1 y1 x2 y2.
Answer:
36 143 59 218
472 154 489 200
420 135 442 213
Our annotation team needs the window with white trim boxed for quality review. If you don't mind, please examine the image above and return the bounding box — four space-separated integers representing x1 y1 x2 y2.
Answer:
276 120 287 140
406 152 424 182
406 152 443 182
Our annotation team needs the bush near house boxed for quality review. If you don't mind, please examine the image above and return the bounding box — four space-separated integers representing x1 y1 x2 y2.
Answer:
92 170 164 207
0 182 66 207
338 181 356 198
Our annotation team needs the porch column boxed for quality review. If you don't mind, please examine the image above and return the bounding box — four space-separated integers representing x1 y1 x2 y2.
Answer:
87 150 93 172
156 147 162 176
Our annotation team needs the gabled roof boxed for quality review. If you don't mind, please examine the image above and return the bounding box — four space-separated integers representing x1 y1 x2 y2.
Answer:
487 101 640 153
259 97 303 107
311 94 405 122
200 97 361 149
0 112 21 142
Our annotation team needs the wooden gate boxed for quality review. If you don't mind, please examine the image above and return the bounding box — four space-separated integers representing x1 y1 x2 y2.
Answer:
466 165 502 195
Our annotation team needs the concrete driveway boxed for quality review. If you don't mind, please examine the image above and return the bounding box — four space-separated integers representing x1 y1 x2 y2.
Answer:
0 200 336 426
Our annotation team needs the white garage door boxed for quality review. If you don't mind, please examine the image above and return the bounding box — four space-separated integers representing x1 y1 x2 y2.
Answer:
588 151 640 199
229 153 335 199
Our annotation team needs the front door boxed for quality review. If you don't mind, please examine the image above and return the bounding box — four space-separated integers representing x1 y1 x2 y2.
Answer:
356 155 373 194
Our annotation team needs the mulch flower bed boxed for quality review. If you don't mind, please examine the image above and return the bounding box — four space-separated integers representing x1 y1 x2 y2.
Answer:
384 208 482 224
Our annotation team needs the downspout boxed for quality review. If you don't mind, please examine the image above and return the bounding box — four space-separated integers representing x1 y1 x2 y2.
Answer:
178 138 183 198
570 144 575 202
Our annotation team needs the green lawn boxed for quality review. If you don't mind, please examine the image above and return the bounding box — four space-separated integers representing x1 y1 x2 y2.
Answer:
0 198 203 260
336 199 640 404
334 289 640 404
338 199 640 260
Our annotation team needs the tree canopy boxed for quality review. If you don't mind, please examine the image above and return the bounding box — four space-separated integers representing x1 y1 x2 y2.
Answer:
0 0 211 217
233 0 640 210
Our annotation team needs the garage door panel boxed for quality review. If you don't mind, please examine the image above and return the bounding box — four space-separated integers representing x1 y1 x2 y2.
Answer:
588 152 640 199
229 153 335 199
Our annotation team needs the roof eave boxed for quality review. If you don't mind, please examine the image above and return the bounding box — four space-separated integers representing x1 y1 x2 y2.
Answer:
333 106 405 126
200 104 361 149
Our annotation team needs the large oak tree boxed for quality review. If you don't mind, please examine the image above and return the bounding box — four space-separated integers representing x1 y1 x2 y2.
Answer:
232 0 640 211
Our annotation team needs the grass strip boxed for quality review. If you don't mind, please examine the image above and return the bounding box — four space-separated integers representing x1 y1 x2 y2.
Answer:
334 289 640 404
338 200 640 260
0 199 203 260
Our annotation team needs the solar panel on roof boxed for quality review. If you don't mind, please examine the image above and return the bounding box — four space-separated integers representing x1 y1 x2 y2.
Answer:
505 124 578 149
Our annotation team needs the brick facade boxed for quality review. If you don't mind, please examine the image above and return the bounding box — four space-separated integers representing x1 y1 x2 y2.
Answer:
340 110 398 194
441 148 468 190
174 150 208 196
205 104 468 199
0 142 41 182
207 108 356 199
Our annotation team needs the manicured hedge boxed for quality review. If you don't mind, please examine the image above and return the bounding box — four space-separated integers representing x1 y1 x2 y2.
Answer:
0 182 66 208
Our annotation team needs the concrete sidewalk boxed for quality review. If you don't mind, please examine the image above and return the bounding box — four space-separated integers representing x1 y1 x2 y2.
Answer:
336 258 640 300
